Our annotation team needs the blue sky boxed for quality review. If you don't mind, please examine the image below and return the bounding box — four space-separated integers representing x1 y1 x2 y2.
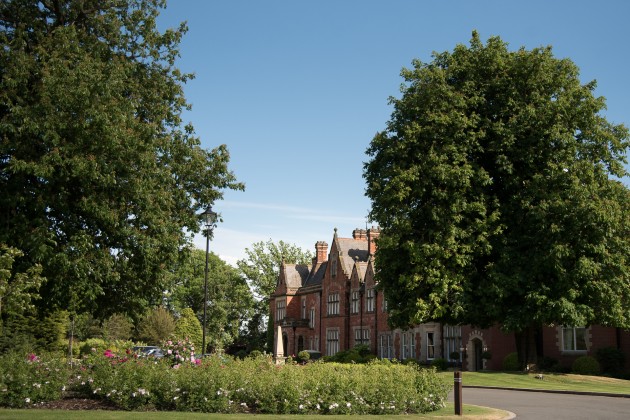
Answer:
157 0 630 265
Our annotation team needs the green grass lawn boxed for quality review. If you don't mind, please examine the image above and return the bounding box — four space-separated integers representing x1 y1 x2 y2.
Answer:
439 371 630 395
0 403 508 420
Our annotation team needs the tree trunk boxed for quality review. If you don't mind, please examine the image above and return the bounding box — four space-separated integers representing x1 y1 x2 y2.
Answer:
514 324 539 371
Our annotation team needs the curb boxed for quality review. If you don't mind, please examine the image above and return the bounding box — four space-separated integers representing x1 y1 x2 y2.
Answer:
463 385 630 399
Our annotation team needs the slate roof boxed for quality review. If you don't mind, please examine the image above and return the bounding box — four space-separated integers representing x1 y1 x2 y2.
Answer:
282 264 311 288
303 262 327 288
336 237 369 276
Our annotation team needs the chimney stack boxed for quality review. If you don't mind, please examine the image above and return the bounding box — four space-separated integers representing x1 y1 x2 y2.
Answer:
367 227 380 256
352 228 367 241
314 241 328 264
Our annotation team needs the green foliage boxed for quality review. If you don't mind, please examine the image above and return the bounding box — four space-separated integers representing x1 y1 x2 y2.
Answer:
364 32 630 339
595 347 625 376
236 240 312 353
75 353 449 413
0 245 44 324
297 350 310 362
167 248 254 353
35 310 69 352
326 344 376 364
136 307 176 345
0 351 70 407
102 313 133 341
431 358 448 371
502 352 520 371
173 308 202 350
572 355 601 375
0 0 244 321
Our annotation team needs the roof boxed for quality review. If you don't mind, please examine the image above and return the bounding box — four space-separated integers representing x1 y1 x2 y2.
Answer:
282 264 311 288
336 237 369 275
303 262 327 288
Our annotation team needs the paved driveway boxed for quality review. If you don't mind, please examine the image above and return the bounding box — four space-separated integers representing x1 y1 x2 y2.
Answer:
451 388 630 419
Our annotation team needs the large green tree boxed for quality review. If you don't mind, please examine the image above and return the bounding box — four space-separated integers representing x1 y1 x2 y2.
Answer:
167 247 254 353
364 32 630 366
237 240 313 352
0 1 243 319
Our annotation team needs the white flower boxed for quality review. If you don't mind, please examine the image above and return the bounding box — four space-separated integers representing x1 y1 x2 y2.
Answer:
299 404 304 410
173 396 178 400
347 402 351 408
25 398 30 403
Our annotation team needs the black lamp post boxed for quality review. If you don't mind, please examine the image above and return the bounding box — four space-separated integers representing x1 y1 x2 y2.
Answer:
201 206 217 357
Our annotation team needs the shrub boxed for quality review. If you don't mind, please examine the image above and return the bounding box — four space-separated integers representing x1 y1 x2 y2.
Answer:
76 352 449 414
297 350 310 363
502 352 520 371
173 308 202 350
538 356 559 371
248 350 262 359
431 358 448 371
136 307 175 345
595 347 625 376
572 355 600 376
0 351 70 408
102 314 133 341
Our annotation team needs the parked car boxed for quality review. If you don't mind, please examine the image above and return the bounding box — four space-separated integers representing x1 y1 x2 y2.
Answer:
132 346 164 358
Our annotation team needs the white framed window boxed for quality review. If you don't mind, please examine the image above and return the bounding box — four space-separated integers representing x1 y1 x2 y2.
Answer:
562 326 587 351
354 328 370 346
380 334 393 359
426 332 435 360
444 325 462 361
326 329 339 356
275 299 285 322
382 298 388 312
309 308 315 329
351 291 360 314
327 292 340 315
401 331 415 360
366 288 375 312
301 297 306 319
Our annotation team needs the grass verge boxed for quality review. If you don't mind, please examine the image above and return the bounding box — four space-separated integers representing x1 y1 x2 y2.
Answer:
0 403 509 420
439 371 630 395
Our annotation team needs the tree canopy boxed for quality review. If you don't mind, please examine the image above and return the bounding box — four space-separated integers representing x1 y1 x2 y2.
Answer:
364 33 630 337
237 240 313 351
167 247 254 353
0 0 243 319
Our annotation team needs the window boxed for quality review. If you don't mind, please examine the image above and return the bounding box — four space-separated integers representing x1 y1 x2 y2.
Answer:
426 332 435 360
366 288 375 312
380 334 393 359
309 308 315 329
354 328 370 346
562 326 587 351
382 298 388 312
351 291 360 314
326 329 339 356
301 298 306 319
276 299 285 322
401 331 415 360
327 292 340 315
331 258 337 277
444 325 462 361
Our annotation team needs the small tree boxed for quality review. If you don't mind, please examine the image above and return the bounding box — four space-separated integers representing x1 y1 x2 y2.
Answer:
102 314 133 341
174 308 202 351
136 307 176 345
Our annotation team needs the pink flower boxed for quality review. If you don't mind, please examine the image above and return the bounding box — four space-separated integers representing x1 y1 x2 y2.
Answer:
104 349 115 358
27 353 38 362
194 359 201 365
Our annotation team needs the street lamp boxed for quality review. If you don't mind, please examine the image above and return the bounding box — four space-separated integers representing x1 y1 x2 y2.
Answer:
201 206 217 357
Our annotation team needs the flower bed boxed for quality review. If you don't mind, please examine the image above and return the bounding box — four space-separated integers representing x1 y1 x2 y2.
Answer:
1 349 449 414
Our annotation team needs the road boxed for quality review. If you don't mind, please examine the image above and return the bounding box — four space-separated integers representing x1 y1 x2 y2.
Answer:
452 388 630 419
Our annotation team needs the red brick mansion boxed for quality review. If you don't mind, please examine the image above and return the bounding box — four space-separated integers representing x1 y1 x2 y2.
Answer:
270 228 630 371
